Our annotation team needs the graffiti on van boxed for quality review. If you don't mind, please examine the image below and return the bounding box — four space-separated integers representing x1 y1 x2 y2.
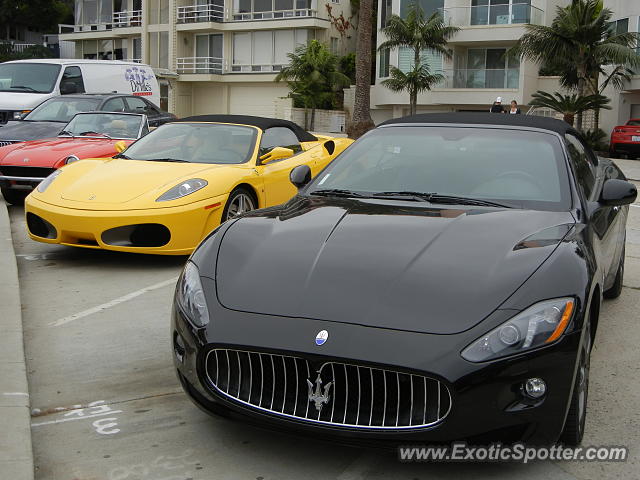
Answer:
125 66 153 97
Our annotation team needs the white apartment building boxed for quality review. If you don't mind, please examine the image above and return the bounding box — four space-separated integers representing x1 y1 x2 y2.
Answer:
60 0 354 117
352 0 640 135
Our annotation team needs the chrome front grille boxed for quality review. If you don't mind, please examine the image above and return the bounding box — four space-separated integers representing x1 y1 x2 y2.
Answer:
0 140 17 148
204 349 451 429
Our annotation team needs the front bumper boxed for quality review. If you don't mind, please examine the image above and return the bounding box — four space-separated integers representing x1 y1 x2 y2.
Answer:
171 284 582 446
24 194 227 255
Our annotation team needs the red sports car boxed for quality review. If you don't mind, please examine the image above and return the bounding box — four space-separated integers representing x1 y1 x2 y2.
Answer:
0 112 148 204
610 118 640 159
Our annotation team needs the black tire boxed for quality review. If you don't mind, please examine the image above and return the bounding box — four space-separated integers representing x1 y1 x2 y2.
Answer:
604 246 624 299
221 187 257 222
559 319 591 446
0 188 27 206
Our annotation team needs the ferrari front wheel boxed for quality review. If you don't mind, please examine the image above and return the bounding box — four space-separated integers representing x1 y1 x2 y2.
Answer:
223 188 256 221
1 188 27 206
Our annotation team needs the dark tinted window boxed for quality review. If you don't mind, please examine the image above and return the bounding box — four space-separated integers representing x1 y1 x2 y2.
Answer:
565 134 596 199
0 63 61 94
309 126 571 210
101 97 127 112
626 120 640 126
61 66 85 94
125 96 150 114
26 97 100 122
259 127 301 156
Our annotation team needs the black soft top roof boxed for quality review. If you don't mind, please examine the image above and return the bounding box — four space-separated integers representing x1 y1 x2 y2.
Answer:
379 112 578 136
179 115 318 142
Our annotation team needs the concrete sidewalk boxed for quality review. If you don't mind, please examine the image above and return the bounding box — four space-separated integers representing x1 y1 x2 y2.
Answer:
612 158 640 181
0 199 33 480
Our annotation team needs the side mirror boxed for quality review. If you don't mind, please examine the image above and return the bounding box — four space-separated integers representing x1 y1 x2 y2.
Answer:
59 82 78 95
259 146 294 164
290 164 311 189
600 179 637 206
114 140 128 153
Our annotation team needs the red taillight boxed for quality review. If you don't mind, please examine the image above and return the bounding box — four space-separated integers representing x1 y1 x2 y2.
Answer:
614 128 624 133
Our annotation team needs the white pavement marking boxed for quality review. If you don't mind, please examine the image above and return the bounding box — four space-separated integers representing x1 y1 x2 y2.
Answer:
49 277 178 327
31 410 123 428
3 392 29 397
631 204 639 208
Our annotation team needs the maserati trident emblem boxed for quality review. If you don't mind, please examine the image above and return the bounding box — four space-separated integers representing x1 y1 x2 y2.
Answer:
88 194 96 200
23 158 29 163
307 374 332 412
315 329 329 346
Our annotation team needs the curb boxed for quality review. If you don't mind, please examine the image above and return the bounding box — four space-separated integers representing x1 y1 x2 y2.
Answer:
0 199 34 480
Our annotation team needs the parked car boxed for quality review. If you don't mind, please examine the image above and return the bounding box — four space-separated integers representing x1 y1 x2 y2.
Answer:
609 118 640 159
0 93 176 147
0 59 160 123
24 115 353 254
0 112 148 205
171 113 636 447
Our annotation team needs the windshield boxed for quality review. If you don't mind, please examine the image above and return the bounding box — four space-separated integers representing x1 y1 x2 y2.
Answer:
122 123 258 164
309 126 571 211
626 120 640 126
62 113 144 139
26 97 101 122
0 63 61 94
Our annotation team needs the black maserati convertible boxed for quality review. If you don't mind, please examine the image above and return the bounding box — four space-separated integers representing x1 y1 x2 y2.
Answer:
172 113 636 446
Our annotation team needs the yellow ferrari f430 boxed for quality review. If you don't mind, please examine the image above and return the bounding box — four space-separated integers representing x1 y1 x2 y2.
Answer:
24 115 353 255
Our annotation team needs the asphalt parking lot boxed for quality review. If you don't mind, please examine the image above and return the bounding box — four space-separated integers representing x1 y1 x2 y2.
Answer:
3 169 640 480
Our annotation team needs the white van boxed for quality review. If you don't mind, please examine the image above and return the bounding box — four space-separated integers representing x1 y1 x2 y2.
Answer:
0 59 160 123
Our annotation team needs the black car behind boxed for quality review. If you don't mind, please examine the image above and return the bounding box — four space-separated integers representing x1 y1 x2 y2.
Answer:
0 93 176 147
172 113 636 447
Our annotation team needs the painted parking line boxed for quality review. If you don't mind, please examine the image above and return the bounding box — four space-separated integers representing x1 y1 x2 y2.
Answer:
49 277 178 327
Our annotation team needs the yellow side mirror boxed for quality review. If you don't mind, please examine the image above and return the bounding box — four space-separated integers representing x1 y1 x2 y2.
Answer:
259 146 294 165
114 140 127 153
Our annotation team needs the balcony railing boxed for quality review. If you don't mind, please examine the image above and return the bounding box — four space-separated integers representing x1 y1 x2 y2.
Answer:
439 69 520 89
232 8 317 21
442 3 544 27
177 4 224 23
177 57 224 74
1 43 37 53
231 63 284 72
113 10 142 28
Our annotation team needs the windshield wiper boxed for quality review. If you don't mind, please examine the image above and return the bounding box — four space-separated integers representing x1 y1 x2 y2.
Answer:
427 194 513 208
8 85 38 92
373 191 433 202
309 188 366 198
148 158 189 163
79 131 112 139
58 130 75 137
113 153 130 159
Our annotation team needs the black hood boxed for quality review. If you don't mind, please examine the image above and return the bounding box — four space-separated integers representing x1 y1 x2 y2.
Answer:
213 197 575 335
0 121 64 142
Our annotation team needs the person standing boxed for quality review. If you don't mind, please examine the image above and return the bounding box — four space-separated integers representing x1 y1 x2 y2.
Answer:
509 100 522 114
490 97 504 113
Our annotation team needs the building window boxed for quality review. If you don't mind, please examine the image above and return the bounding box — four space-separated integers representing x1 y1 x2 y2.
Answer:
75 0 113 26
149 32 169 69
609 18 629 34
330 37 339 55
132 37 142 61
150 0 170 24
470 0 532 26
80 39 116 59
398 47 443 77
232 0 313 19
400 0 443 19
380 0 392 27
232 29 312 72
460 48 519 88
379 47 390 78
195 34 224 73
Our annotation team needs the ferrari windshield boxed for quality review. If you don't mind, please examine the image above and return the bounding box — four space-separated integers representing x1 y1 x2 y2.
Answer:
26 97 101 123
0 63 61 93
309 126 571 210
61 113 145 139
122 123 258 164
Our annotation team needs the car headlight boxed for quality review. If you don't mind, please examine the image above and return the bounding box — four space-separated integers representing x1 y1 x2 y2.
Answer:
176 261 210 327
37 170 62 193
461 298 575 362
65 155 80 165
156 178 207 202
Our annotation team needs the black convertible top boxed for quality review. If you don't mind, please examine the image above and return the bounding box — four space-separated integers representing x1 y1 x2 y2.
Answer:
179 115 318 142
379 112 578 136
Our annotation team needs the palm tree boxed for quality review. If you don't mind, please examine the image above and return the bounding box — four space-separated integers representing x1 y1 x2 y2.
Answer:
378 3 459 115
348 0 376 139
275 40 350 131
513 0 640 131
529 91 611 126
